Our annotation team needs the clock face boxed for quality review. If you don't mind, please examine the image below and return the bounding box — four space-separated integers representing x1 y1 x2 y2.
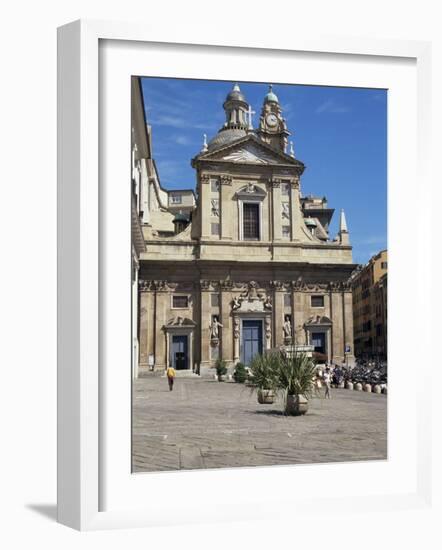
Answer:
266 114 278 127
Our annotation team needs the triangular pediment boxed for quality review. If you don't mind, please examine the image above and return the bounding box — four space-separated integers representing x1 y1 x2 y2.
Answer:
195 134 304 169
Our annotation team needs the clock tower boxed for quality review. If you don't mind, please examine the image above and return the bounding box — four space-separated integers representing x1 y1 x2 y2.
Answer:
257 85 290 152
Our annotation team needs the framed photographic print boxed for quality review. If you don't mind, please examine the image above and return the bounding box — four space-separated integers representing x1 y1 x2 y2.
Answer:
57 19 432 530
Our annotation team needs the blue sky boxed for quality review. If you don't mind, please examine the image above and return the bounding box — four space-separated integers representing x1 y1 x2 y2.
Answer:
141 77 387 265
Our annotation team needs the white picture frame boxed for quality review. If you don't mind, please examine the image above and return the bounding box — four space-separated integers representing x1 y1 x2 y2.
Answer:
57 19 433 531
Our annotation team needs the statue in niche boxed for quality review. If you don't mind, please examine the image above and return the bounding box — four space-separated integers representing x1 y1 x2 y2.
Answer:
283 315 292 338
210 316 223 340
282 203 290 220
263 296 272 310
211 198 219 217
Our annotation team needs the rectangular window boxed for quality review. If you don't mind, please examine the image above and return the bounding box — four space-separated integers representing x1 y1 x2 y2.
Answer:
211 294 219 307
284 293 291 307
282 226 290 239
381 261 388 269
170 194 182 204
211 223 220 236
243 203 260 240
311 295 324 308
281 182 290 195
211 178 219 192
172 295 189 308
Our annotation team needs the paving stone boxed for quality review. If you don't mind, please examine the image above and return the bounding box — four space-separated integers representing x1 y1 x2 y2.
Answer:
132 376 387 472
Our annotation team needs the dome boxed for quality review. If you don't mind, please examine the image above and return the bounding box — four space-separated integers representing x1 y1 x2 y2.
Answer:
264 84 279 103
224 83 247 104
207 128 247 151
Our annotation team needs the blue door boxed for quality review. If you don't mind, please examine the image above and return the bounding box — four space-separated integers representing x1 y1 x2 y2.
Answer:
241 320 263 365
172 335 188 370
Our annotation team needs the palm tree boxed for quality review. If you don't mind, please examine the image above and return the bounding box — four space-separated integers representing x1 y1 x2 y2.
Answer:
277 351 317 415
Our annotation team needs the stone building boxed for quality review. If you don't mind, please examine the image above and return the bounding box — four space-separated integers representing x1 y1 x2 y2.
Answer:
351 249 388 359
134 80 356 374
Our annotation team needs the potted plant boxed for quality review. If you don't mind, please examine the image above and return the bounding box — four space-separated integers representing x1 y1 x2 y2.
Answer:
215 358 228 382
277 351 317 415
248 352 279 404
233 362 247 383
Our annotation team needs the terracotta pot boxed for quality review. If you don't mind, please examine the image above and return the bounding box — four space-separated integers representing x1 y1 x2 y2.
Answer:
257 389 275 404
285 394 309 416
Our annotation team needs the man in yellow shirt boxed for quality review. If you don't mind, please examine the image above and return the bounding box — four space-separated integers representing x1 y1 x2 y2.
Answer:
166 366 176 391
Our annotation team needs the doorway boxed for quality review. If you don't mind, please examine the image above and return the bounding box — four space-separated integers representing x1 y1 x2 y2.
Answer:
171 334 188 370
241 320 263 365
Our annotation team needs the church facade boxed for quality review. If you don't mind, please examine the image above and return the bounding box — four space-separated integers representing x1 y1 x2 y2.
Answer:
134 80 356 375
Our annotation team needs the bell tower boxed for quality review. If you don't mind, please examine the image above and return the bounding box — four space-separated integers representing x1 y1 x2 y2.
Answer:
222 83 250 130
257 85 290 152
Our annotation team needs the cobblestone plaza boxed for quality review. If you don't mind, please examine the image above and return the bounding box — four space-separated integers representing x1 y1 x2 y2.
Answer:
132 376 387 472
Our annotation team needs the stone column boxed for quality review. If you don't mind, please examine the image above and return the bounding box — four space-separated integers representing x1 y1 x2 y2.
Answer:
200 281 212 370
264 315 272 350
343 288 355 365
220 175 233 240
272 282 285 347
233 315 240 362
330 287 344 364
138 283 150 370
292 286 306 345
154 285 169 370
271 179 282 241
220 282 233 366
200 174 211 239
290 178 303 241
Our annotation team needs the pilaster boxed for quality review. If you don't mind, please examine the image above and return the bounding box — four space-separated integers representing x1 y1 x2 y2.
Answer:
272 281 285 347
220 281 233 365
271 178 282 241
200 282 212 369
200 173 211 239
290 178 303 241
154 287 169 369
138 287 150 369
220 175 233 240
330 289 344 363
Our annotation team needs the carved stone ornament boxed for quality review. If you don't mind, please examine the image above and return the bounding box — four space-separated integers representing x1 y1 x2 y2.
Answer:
200 279 218 291
270 177 281 188
220 175 232 186
282 203 290 220
233 316 240 339
219 278 234 291
200 173 210 184
270 280 287 292
141 280 177 292
139 279 154 292
265 317 272 340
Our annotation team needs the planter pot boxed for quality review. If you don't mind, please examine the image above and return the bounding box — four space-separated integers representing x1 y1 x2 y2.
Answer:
382 386 388 395
338 381 345 389
354 383 363 391
364 383 372 392
285 394 309 416
257 389 275 404
346 381 354 390
373 385 382 394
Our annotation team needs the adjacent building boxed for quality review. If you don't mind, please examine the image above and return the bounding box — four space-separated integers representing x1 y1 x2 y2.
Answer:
351 249 388 359
133 79 357 375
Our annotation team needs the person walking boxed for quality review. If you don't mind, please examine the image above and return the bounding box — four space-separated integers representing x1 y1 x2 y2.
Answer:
323 366 332 399
166 365 176 391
